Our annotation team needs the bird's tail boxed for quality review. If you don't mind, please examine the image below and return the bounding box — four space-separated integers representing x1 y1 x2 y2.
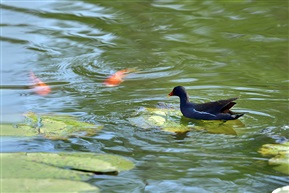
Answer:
231 113 245 120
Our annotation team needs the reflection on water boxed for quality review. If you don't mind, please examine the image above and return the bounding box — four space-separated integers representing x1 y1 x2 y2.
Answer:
1 0 288 192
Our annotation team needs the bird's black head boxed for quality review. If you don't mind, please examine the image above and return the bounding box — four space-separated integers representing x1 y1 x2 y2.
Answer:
168 86 187 97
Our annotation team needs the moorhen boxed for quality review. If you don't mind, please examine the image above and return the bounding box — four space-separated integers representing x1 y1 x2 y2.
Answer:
168 86 244 120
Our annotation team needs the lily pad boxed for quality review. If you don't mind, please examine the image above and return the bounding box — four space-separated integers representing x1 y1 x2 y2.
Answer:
69 153 136 172
1 152 135 192
1 179 99 193
1 112 103 140
1 123 39 136
258 142 289 175
128 106 245 135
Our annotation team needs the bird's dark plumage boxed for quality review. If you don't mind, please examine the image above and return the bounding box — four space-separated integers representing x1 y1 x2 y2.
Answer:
168 86 244 120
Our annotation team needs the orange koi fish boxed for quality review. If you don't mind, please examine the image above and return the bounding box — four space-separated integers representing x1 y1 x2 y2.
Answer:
30 71 51 96
104 68 134 87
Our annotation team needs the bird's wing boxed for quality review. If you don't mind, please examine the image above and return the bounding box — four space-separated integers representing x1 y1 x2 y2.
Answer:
193 97 238 114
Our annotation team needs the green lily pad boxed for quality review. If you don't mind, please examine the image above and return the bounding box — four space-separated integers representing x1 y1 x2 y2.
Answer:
72 153 136 172
2 153 88 180
1 179 99 193
1 112 103 140
25 153 118 174
128 107 190 133
1 152 135 192
258 142 289 175
128 106 245 135
258 143 289 156
2 123 39 136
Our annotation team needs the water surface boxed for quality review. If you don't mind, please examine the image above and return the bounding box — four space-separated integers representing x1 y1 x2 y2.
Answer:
1 1 288 192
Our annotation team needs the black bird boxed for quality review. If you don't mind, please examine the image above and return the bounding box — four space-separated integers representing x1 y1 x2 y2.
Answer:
168 86 244 120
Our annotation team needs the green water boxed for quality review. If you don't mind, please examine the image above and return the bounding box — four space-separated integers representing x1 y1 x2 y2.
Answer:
1 1 288 192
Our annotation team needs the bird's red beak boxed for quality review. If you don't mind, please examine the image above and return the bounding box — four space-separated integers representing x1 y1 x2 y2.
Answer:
168 91 174 96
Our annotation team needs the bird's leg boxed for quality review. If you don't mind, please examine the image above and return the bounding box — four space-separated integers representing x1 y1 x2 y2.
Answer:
219 120 227 126
36 117 42 134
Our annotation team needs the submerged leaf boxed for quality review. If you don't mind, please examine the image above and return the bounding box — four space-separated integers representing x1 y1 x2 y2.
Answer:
128 106 244 135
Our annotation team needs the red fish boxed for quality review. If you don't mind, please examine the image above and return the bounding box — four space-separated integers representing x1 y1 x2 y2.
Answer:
104 69 134 87
30 71 51 96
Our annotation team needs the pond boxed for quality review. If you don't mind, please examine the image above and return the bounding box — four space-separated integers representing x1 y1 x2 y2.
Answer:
1 1 288 192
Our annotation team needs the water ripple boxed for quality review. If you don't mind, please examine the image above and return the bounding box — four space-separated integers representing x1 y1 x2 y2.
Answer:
1 1 288 192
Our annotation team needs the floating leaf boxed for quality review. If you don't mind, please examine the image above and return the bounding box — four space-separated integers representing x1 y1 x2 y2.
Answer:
1 123 38 136
128 106 244 135
25 153 117 174
86 153 135 172
1 179 99 193
1 152 135 192
1 112 103 140
258 142 289 175
1 153 88 180
258 143 289 156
